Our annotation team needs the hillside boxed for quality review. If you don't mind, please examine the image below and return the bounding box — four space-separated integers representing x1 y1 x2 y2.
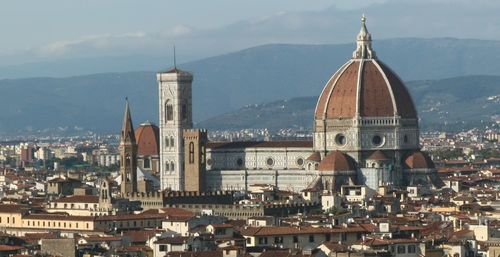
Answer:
0 38 500 134
197 75 500 132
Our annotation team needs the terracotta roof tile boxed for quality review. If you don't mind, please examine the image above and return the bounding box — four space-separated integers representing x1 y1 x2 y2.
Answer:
53 195 99 204
0 204 24 213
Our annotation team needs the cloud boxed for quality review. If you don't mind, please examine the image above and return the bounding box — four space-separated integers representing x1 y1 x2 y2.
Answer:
37 32 146 57
22 1 500 62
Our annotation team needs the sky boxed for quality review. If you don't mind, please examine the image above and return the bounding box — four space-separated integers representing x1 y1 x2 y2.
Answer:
0 0 499 67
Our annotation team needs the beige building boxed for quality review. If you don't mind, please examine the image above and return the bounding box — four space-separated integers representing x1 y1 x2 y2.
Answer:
0 204 96 236
46 195 110 216
241 224 375 249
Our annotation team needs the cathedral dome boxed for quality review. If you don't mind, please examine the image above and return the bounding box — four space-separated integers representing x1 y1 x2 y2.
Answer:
135 121 160 156
404 151 435 169
314 16 417 120
318 151 355 171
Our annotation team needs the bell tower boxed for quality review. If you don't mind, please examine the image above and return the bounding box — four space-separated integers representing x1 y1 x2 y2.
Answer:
157 67 193 191
119 99 138 195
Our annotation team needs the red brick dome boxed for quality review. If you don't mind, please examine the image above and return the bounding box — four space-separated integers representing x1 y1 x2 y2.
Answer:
318 151 355 171
404 151 435 169
314 16 417 120
135 121 160 156
367 150 389 161
306 152 322 162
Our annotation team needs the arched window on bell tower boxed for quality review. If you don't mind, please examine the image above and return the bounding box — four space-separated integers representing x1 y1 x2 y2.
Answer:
165 100 173 122
181 104 187 121
189 142 195 164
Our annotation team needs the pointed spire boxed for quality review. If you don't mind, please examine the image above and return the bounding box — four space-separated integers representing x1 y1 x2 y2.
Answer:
121 97 136 144
353 14 376 59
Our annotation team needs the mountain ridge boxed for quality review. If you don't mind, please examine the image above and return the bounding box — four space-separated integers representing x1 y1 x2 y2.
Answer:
1 38 500 134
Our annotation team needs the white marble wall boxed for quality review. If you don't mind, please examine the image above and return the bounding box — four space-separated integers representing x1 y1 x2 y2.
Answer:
157 71 193 191
206 147 314 171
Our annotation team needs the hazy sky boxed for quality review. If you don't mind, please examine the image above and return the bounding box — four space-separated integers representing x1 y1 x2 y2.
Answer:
1 0 499 64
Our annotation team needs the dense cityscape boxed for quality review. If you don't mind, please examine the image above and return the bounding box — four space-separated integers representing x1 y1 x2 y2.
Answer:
0 3 499 257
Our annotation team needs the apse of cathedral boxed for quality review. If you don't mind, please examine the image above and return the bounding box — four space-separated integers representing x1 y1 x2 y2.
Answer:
119 16 443 195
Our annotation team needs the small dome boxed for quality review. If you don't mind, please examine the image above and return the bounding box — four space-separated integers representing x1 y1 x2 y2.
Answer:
318 151 355 171
306 152 322 162
404 151 435 169
367 150 389 161
135 122 160 156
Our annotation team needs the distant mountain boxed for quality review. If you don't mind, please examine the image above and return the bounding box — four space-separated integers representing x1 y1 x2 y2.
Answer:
0 72 157 134
184 38 500 122
1 38 500 134
197 75 500 132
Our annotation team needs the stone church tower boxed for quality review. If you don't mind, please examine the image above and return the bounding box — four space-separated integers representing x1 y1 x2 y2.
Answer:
99 178 113 212
183 129 207 192
157 68 193 191
119 99 138 195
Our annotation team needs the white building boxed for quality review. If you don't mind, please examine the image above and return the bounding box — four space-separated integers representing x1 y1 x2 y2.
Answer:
157 16 443 193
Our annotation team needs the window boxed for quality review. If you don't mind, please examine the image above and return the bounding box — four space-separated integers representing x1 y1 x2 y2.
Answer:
170 137 175 147
266 158 274 167
181 104 187 121
258 237 268 245
144 158 151 169
165 137 170 147
293 236 298 243
372 135 384 147
408 245 416 253
189 142 195 164
171 161 175 171
325 234 331 241
274 236 283 244
335 133 347 146
309 235 315 243
159 245 167 252
201 146 206 164
397 245 406 254
165 100 173 121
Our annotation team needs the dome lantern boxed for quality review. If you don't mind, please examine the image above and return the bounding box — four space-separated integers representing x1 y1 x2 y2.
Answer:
353 15 376 59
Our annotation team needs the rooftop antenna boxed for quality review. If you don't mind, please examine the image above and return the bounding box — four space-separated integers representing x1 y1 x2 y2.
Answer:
173 45 177 69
